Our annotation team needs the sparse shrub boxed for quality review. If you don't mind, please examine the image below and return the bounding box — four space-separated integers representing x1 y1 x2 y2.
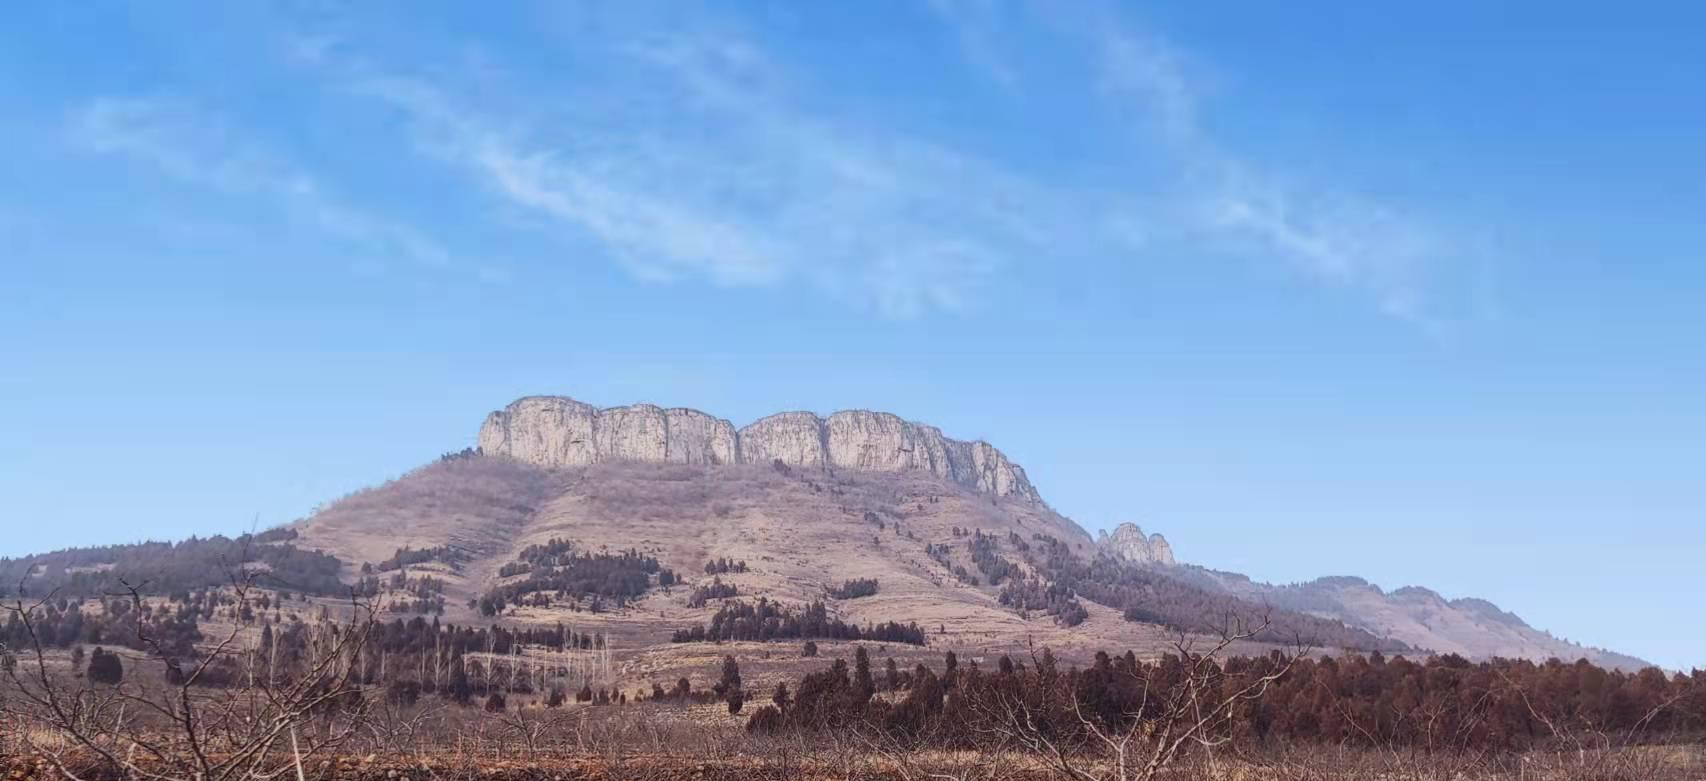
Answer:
746 704 783 733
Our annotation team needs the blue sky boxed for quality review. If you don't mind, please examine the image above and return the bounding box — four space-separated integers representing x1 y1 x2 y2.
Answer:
2 1 1702 670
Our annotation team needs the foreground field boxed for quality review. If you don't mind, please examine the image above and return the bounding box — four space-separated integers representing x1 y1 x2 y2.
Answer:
4 741 1702 781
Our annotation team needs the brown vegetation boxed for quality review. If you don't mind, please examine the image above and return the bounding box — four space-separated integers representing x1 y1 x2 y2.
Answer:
4 564 1701 781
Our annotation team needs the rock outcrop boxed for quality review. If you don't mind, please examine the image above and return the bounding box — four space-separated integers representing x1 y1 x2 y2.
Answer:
1097 522 1176 566
477 396 1042 502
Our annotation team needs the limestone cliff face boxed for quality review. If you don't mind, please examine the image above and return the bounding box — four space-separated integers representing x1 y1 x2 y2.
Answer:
740 412 828 467
1097 522 1176 566
478 398 739 467
663 408 739 466
478 396 1041 501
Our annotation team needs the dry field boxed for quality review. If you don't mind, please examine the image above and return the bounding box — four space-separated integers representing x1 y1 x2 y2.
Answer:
4 737 1700 781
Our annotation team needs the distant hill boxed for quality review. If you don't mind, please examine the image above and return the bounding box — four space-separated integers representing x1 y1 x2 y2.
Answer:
1166 569 1650 671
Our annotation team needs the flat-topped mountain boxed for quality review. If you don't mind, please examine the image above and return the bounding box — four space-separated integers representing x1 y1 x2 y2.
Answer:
0 392 1652 680
478 396 1041 501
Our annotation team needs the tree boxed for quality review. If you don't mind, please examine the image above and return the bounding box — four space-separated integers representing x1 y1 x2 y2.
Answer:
448 660 473 705
853 646 875 704
87 646 123 685
717 655 743 702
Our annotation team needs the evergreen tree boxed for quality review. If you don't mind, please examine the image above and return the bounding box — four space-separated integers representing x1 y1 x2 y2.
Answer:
87 647 123 685
717 655 743 701
853 646 875 704
447 661 472 705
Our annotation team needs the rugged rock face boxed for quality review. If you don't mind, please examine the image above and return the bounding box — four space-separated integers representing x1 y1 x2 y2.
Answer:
478 396 1042 501
740 412 828 467
476 398 741 467
1097 522 1176 566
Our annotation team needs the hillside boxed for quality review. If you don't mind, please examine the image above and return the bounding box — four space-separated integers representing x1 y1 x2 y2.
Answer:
1171 570 1651 671
295 455 1316 662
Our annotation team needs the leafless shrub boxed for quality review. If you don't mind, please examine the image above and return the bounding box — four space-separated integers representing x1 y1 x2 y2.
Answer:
1 555 379 781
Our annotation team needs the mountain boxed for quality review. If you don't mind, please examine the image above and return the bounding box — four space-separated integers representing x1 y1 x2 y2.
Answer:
296 396 1424 660
2 394 1651 674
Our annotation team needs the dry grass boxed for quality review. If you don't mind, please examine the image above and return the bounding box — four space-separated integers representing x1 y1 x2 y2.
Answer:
6 730 1699 781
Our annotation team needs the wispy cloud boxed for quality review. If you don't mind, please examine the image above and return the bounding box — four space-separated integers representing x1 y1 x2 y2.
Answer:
930 2 1472 328
323 35 1069 317
264 2 1474 325
1094 25 1448 326
70 96 456 275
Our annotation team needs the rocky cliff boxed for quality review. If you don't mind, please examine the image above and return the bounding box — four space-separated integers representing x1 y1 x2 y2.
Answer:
477 396 1042 502
1097 522 1176 566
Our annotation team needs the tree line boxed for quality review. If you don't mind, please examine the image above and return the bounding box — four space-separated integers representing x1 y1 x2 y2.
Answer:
478 543 677 616
670 599 927 645
0 533 347 599
745 645 1706 754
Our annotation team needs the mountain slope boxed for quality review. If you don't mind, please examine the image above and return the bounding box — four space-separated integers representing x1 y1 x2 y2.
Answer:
295 456 1201 657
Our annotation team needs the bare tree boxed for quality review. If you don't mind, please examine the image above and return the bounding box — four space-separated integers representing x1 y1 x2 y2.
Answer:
972 612 1309 781
1 560 379 781
1500 668 1683 781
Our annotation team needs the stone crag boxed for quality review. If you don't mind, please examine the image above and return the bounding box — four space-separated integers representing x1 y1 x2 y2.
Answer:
477 396 1043 502
1097 522 1176 566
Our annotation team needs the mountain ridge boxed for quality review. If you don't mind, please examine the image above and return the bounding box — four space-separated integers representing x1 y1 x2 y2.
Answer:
1165 566 1650 670
478 395 1043 502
